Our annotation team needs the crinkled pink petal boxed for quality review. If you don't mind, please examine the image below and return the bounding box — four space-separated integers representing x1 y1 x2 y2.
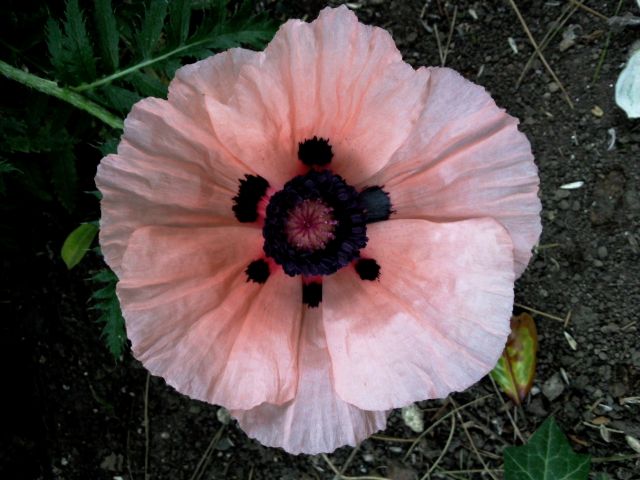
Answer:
323 219 515 411
232 306 387 455
117 226 302 410
203 5 428 187
167 47 263 127
366 67 541 277
96 98 251 276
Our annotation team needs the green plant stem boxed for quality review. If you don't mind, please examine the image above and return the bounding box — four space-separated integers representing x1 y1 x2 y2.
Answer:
72 29 269 92
0 59 123 130
73 39 211 91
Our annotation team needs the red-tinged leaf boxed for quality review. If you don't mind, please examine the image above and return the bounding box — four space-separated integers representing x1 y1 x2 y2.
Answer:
490 313 538 405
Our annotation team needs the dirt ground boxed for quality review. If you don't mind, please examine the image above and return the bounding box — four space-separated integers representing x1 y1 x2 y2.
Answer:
2 0 640 479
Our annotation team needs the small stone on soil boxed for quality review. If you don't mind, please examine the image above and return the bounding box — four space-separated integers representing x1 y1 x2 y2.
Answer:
543 372 566 401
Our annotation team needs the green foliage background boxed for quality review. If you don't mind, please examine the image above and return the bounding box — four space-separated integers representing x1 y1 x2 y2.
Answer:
0 0 276 357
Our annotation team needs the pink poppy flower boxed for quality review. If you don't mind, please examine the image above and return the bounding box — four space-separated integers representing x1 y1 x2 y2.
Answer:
95 6 541 455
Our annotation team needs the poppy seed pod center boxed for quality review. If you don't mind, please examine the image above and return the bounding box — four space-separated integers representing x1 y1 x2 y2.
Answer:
285 198 337 251
263 170 368 277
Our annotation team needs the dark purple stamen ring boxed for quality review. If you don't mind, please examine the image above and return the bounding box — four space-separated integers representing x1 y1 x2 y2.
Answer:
263 170 367 277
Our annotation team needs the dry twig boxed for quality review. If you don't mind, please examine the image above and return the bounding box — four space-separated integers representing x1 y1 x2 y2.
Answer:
449 398 499 480
189 424 226 480
402 394 493 461
506 0 574 108
514 302 566 322
516 3 579 88
488 375 526 443
568 0 609 21
420 414 456 480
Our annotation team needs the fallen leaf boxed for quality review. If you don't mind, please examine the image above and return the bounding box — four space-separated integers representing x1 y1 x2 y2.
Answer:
626 435 640 453
490 313 538 405
559 181 584 190
591 416 610 425
563 331 578 350
504 417 591 480
568 434 590 447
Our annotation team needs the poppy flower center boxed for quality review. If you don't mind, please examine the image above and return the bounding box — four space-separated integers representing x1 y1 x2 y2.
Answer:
285 199 337 251
263 170 368 277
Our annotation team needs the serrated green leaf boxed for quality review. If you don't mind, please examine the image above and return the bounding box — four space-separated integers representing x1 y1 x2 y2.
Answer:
63 0 97 80
491 313 538 405
91 268 127 359
61 223 99 269
46 17 65 73
162 58 182 79
168 0 191 46
137 0 169 59
99 85 141 113
51 149 78 212
99 137 119 156
504 417 591 480
94 0 120 71
91 268 114 283
127 71 168 98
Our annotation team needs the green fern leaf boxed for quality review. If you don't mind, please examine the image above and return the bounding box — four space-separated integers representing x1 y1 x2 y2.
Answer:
99 85 141 113
127 72 168 98
46 18 65 74
99 137 119 156
63 0 97 80
137 0 169 59
168 0 191 47
91 268 127 359
94 0 120 71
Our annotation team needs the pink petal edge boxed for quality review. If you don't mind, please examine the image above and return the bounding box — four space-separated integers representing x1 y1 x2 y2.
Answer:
232 306 388 455
201 5 428 188
367 67 541 277
323 218 515 411
117 226 303 410
96 97 251 276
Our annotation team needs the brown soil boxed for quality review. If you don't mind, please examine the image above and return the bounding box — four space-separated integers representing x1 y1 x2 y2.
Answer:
3 1 640 479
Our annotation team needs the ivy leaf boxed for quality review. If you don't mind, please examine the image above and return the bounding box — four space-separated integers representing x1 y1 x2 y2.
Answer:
94 0 120 71
61 222 99 269
91 268 127 359
490 313 538 405
504 417 591 480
